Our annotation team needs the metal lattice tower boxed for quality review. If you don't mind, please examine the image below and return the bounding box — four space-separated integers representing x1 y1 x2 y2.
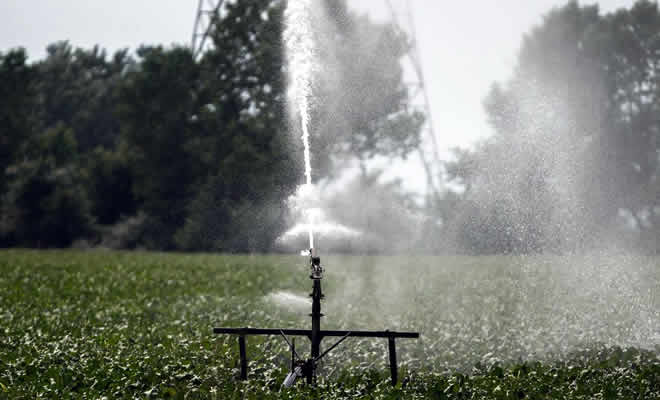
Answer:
191 0 442 202
384 0 443 204
192 0 225 59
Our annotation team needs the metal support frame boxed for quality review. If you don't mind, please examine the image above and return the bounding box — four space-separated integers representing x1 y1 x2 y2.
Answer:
238 335 247 380
213 327 420 340
213 252 419 386
221 326 414 385
388 336 398 385
384 0 443 205
191 0 225 59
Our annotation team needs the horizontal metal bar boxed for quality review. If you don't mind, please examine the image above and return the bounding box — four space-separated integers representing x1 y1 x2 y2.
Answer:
322 330 419 339
213 327 419 339
214 328 311 336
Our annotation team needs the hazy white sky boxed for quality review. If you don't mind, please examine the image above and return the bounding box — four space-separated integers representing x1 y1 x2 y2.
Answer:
0 0 636 192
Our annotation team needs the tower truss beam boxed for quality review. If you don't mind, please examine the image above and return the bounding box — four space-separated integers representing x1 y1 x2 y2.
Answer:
384 0 443 204
192 0 225 59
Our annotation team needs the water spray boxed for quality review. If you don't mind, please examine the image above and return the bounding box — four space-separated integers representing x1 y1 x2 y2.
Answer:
211 0 419 387
284 0 316 252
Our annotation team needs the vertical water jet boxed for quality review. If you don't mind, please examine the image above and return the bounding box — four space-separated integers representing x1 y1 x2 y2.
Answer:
284 0 317 251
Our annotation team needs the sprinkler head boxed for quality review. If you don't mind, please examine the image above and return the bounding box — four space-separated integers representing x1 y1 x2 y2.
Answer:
309 248 322 279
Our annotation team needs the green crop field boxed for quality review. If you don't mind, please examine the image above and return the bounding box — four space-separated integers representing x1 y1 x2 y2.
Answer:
1 250 660 399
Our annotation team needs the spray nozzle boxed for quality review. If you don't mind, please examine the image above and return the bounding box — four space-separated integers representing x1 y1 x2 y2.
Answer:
309 248 322 279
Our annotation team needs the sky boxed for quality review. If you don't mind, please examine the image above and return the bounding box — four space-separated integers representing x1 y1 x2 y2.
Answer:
0 0 636 193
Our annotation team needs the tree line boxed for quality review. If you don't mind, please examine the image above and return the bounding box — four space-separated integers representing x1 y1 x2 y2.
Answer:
1 0 659 254
0 0 420 252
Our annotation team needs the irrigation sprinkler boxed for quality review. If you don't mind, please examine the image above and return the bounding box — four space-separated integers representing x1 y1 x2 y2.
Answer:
213 248 420 387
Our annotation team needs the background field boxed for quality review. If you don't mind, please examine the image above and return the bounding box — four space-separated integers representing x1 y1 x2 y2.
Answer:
1 250 660 399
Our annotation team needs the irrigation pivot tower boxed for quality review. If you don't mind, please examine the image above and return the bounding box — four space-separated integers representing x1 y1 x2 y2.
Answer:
192 0 225 59
384 0 443 204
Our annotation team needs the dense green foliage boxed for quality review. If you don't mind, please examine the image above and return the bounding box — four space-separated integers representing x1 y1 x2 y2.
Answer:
0 0 420 252
1 250 659 398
